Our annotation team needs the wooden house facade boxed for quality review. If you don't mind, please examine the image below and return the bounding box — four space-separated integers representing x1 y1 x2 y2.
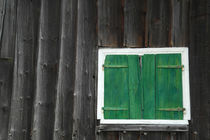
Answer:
0 0 209 140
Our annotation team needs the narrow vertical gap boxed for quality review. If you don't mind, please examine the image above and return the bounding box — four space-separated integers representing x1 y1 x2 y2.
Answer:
143 0 148 48
144 0 149 48
121 0 125 48
139 55 144 119
169 0 173 47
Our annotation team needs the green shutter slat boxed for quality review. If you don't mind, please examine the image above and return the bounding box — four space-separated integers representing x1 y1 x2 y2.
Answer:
141 55 156 119
156 54 183 120
157 65 184 69
104 55 129 119
127 55 142 119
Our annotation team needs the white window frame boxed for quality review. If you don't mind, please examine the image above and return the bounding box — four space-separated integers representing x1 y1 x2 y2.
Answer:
97 47 190 125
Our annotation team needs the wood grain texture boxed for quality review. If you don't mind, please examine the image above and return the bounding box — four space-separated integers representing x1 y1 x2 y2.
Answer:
98 0 124 47
0 0 6 50
127 56 142 119
189 0 210 139
0 0 17 58
156 54 183 120
124 0 146 47
0 59 13 140
142 55 155 119
0 0 209 140
104 55 129 119
72 0 97 139
146 0 172 47
31 0 61 140
171 0 189 47
120 132 140 140
97 132 119 140
31 0 41 70
8 1 35 140
53 0 77 139
98 124 188 132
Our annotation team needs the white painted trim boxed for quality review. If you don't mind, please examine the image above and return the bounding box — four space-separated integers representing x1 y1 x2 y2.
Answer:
97 47 191 124
100 119 188 125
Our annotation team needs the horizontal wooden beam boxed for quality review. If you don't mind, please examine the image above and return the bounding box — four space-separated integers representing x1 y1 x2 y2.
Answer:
97 124 189 132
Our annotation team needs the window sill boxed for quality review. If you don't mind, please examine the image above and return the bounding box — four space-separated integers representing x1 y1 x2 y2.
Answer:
96 124 189 132
100 119 189 125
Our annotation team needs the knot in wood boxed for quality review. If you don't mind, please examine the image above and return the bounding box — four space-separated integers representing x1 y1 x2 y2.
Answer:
24 70 29 75
88 94 92 98
72 130 77 138
1 105 8 112
38 102 42 106
42 63 47 68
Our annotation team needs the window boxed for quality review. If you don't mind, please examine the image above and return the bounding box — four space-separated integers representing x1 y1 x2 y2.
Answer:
97 48 190 125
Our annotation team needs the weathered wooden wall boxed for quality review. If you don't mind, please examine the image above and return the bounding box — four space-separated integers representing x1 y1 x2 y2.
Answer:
0 0 209 140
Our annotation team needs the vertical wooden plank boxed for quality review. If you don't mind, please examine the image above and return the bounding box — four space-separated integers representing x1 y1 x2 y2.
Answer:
121 132 140 140
8 0 35 140
98 0 124 47
97 132 119 140
176 132 189 140
0 0 17 58
124 0 146 47
127 55 142 119
143 132 161 140
72 0 97 139
31 0 61 140
0 59 12 140
146 0 172 47
171 0 189 47
0 0 6 48
53 0 78 140
142 55 155 119
31 0 41 69
189 0 210 139
156 54 183 119
104 55 129 119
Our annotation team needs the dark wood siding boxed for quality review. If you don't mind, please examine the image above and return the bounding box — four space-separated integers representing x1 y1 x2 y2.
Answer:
0 0 209 140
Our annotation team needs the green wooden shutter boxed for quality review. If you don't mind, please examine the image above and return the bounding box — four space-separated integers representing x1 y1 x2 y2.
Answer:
104 53 183 120
155 54 183 120
104 55 142 119
104 55 129 119
141 55 156 119
127 55 142 119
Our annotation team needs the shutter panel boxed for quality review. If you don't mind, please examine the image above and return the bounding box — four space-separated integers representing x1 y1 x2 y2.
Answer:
104 55 129 119
127 55 142 119
156 54 183 120
141 55 156 119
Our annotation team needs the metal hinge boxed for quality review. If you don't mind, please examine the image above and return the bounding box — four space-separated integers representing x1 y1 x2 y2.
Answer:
157 65 184 71
157 107 186 112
